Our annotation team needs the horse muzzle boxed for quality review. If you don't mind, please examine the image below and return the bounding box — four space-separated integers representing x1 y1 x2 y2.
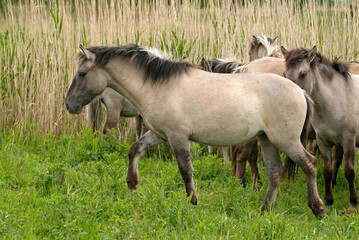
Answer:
65 102 83 114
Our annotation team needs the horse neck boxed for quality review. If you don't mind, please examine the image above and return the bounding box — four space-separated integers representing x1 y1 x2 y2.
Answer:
310 66 352 111
104 57 152 112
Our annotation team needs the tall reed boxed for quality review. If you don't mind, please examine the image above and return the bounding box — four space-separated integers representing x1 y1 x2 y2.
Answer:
0 0 357 136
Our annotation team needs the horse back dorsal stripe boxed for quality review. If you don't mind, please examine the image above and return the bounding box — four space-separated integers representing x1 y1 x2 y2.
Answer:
79 44 193 84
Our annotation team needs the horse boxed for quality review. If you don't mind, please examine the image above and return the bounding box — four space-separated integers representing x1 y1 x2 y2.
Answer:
281 46 359 209
65 43 326 218
249 35 279 61
87 87 145 138
200 35 280 189
348 61 359 73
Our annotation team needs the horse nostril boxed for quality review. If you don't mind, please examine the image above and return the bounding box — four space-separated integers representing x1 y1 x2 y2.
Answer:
65 103 69 111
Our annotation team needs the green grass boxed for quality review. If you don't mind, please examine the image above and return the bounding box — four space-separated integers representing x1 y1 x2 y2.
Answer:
1 129 359 239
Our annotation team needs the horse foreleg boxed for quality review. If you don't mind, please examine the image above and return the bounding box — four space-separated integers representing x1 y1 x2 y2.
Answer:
207 146 213 154
232 144 248 187
317 137 334 206
343 137 358 209
103 102 123 134
222 147 229 162
332 146 343 187
247 140 260 189
134 115 143 139
167 133 197 205
257 134 282 213
127 131 165 190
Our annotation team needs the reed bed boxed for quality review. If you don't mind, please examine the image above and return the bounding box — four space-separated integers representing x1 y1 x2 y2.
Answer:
0 0 358 136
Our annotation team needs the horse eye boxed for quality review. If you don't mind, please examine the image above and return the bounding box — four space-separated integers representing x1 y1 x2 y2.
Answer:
79 71 87 77
299 72 307 78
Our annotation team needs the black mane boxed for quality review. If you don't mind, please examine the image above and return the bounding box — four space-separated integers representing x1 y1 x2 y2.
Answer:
79 44 193 84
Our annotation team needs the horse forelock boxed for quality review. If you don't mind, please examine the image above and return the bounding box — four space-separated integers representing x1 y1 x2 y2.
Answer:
78 44 193 85
285 48 351 81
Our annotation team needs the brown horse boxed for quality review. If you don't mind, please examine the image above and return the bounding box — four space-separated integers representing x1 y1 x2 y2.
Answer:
65 44 325 218
282 46 359 209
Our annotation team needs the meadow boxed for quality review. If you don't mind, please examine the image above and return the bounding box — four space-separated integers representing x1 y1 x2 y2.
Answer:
1 0 359 239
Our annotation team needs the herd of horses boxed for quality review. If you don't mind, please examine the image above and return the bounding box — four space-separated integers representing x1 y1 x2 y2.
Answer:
65 35 359 219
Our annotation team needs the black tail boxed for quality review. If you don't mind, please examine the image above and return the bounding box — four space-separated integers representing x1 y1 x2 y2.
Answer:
283 92 313 180
86 97 103 132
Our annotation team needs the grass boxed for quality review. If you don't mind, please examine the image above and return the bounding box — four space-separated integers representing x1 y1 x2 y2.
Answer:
1 129 359 239
1 0 359 238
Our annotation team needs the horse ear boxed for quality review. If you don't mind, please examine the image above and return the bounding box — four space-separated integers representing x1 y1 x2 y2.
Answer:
280 46 288 56
308 46 317 63
79 44 96 61
252 35 258 42
273 36 278 42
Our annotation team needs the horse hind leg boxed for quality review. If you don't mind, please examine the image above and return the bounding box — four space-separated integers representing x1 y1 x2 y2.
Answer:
280 138 326 219
256 134 282 213
332 146 343 187
167 133 198 205
342 137 358 209
316 137 334 206
127 131 165 190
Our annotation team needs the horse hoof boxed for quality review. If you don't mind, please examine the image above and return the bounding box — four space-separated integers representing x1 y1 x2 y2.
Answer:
190 195 198 205
315 208 327 220
309 202 327 219
324 197 333 206
126 178 138 190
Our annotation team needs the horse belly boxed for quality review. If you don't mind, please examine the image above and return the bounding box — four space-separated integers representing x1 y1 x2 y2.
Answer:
188 112 263 146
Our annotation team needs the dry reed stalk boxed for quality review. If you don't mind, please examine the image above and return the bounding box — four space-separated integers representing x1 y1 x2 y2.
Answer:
0 0 357 137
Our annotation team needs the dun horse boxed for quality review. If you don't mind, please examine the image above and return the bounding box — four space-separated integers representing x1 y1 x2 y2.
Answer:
65 44 326 218
282 46 359 209
201 35 284 189
200 35 280 188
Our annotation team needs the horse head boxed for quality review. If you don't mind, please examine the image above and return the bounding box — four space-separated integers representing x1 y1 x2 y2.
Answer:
281 46 317 93
65 44 108 114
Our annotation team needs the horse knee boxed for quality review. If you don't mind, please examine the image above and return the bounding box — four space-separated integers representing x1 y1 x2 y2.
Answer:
128 141 141 159
344 164 355 182
268 171 281 188
323 165 333 182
